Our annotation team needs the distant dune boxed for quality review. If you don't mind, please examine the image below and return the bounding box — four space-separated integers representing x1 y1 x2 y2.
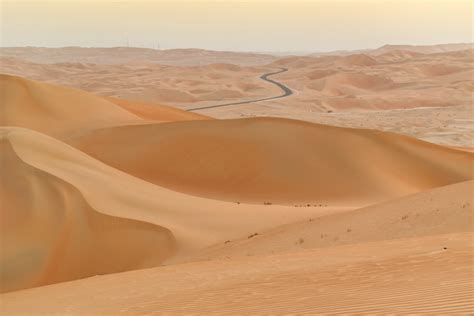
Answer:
370 43 473 55
0 47 277 66
335 53 378 67
1 44 472 125
319 72 395 95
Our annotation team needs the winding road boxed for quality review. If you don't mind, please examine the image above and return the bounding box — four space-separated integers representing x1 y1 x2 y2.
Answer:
186 68 293 112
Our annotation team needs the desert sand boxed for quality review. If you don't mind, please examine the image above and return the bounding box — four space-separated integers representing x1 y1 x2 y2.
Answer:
1 44 472 147
1 43 473 314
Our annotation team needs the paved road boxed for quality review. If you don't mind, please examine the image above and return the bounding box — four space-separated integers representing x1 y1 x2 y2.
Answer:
186 68 293 112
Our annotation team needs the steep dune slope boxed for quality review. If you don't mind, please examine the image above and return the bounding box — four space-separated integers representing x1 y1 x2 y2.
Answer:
1 127 327 292
70 118 473 205
0 74 143 138
0 129 175 293
0 75 207 139
185 180 474 262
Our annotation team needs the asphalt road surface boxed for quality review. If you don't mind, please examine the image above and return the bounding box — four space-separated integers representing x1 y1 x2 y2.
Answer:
186 68 293 112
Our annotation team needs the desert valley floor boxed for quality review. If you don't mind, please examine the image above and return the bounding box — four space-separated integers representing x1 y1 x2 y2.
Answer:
0 44 473 314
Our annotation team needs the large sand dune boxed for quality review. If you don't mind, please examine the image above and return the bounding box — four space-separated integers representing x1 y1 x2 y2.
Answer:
0 74 209 138
1 43 473 314
185 180 474 262
0 126 328 292
0 128 175 293
0 74 141 137
69 117 473 205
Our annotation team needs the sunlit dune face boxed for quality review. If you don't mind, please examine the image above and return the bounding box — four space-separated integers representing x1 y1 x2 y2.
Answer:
1 0 472 51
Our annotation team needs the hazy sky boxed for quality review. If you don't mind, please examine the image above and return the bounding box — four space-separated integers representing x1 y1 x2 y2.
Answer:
1 0 472 52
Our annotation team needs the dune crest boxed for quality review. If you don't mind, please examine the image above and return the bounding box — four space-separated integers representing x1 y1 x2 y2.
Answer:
0 74 142 137
1 126 332 292
0 128 175 293
186 180 474 261
0 75 209 139
69 117 473 205
105 97 210 122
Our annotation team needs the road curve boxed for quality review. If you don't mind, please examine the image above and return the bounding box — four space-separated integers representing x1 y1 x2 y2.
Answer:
186 68 293 112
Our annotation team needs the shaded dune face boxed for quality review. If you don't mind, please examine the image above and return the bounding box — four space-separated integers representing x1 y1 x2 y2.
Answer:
69 118 474 206
0 130 175 293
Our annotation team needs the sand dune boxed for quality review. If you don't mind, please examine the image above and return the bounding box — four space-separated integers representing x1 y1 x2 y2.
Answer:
0 126 327 292
69 117 473 205
106 97 210 122
0 128 175 293
208 63 242 71
0 75 209 138
2 45 472 151
0 47 277 66
1 43 473 314
376 49 424 61
0 74 142 137
2 232 472 314
185 180 474 261
0 57 276 107
335 53 378 66
371 43 472 55
304 69 336 80
320 72 395 95
417 64 466 76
